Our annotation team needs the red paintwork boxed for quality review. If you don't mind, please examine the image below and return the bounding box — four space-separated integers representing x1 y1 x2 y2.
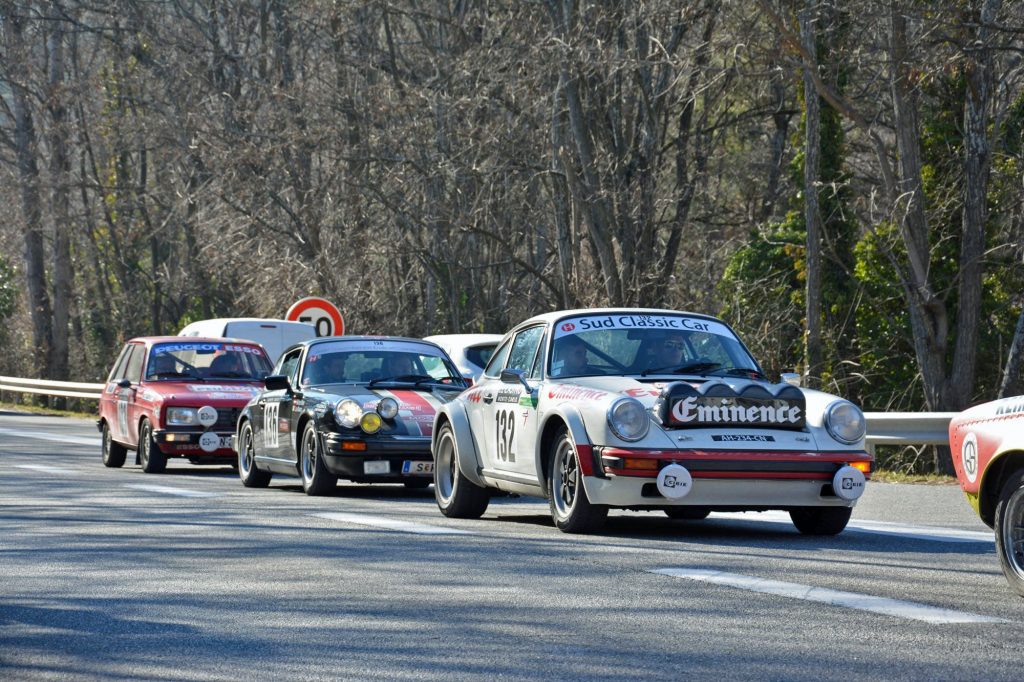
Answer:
949 395 1024 506
97 336 269 458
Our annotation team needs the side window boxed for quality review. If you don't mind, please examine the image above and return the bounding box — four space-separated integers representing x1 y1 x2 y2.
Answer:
278 349 302 386
483 340 512 378
107 344 133 382
529 333 547 379
124 345 146 384
507 326 544 373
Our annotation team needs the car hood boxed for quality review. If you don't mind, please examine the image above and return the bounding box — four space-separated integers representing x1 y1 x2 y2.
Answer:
141 381 263 405
304 384 464 437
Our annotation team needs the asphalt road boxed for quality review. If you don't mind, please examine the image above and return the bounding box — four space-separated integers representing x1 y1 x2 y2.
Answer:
0 410 1019 681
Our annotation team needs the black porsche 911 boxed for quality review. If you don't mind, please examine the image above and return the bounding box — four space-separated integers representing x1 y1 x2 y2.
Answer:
234 336 467 495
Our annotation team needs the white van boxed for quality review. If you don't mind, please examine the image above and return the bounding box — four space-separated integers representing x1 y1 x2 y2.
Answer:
178 318 318 364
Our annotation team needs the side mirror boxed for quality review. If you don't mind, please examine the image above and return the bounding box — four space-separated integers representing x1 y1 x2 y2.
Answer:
780 372 801 387
264 374 291 392
500 368 532 392
117 379 132 389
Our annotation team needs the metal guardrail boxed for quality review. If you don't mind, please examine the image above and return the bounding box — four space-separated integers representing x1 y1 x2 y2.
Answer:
0 376 105 400
863 412 957 455
0 375 958 452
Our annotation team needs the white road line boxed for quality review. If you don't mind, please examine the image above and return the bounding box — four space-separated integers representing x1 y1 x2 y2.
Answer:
0 427 101 447
709 510 992 544
123 484 219 498
15 464 76 475
314 512 475 535
651 568 1008 624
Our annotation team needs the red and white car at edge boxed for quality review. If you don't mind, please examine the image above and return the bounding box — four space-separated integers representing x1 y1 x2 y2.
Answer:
949 396 1024 596
431 308 873 534
98 337 273 473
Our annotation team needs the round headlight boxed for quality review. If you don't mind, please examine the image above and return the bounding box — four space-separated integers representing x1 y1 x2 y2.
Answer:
607 397 650 442
166 407 198 425
334 399 362 429
360 412 383 434
377 397 399 420
824 400 866 444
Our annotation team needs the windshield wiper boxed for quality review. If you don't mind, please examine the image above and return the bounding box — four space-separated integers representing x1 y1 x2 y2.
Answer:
368 374 436 388
715 367 770 381
640 361 721 377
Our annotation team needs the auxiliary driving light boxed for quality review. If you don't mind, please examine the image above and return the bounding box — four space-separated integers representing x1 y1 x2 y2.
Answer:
377 397 399 420
360 412 383 434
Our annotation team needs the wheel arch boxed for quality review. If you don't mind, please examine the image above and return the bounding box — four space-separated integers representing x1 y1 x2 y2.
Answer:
432 404 486 487
980 450 1024 527
536 406 591 492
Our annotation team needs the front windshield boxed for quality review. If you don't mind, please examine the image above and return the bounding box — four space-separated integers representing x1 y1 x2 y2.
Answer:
146 342 271 381
549 314 759 379
301 340 463 387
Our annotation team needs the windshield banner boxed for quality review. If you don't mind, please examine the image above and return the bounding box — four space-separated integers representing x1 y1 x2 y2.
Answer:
553 314 736 340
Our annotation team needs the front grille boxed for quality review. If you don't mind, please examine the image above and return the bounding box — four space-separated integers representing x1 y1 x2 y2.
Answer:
215 407 240 431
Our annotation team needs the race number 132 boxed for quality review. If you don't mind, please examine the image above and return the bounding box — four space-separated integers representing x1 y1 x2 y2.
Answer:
495 409 516 462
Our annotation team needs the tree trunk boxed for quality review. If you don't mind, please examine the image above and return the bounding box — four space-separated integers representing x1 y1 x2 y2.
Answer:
5 6 54 380
801 5 823 389
48 7 72 389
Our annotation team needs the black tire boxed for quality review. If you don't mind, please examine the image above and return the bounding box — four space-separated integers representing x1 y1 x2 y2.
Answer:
789 506 852 535
101 421 127 468
664 506 710 521
238 421 271 488
404 479 430 490
433 423 489 518
994 470 1024 597
299 421 336 496
547 427 607 533
138 419 167 474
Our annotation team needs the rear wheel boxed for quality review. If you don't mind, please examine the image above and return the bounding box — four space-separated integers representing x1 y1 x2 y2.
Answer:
789 506 852 535
238 421 271 488
547 428 607 533
434 423 489 518
664 507 710 521
138 419 166 474
101 421 127 468
994 470 1024 597
299 421 336 495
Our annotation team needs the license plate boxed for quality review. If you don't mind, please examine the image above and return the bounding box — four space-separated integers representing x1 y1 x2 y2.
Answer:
363 460 390 475
402 461 433 475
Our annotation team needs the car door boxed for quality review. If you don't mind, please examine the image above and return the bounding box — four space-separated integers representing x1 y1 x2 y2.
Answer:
120 344 147 447
484 325 544 477
260 348 303 464
102 343 134 443
467 339 511 467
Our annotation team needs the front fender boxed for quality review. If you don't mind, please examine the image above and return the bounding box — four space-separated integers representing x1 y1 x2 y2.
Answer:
432 402 487 487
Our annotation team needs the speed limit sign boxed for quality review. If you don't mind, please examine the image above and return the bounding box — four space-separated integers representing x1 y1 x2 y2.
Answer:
286 297 345 337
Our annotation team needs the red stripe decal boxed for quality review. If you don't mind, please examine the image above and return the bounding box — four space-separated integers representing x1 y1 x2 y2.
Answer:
388 390 438 437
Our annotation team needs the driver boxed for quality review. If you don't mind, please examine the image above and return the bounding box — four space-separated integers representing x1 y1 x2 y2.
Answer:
552 335 593 377
147 352 178 379
384 354 417 377
651 332 686 369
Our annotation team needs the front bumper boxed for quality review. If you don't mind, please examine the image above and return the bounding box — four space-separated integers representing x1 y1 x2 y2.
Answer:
321 433 432 480
152 429 235 456
583 447 872 509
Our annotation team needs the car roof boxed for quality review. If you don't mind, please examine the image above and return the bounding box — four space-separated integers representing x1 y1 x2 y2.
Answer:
127 336 267 347
281 335 448 355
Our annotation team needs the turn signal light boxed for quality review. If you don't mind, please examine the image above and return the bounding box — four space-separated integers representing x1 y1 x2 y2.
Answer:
624 458 660 471
848 461 872 474
341 441 367 451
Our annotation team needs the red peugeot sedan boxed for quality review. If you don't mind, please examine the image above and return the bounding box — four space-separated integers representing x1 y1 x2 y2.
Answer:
98 337 273 473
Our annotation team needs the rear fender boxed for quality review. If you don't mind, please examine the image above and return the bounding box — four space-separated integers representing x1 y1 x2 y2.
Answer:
432 403 486 487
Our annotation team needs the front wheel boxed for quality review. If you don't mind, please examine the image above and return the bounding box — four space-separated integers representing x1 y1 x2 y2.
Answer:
101 421 127 468
238 421 271 488
434 423 489 518
994 470 1024 597
547 428 607 533
789 506 852 535
299 422 336 495
138 419 166 474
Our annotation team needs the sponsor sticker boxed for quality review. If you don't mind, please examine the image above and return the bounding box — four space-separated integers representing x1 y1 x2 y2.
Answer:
962 431 979 484
553 314 737 341
671 396 802 426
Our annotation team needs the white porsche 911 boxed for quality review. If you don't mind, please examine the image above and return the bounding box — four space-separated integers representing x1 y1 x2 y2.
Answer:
430 309 872 534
